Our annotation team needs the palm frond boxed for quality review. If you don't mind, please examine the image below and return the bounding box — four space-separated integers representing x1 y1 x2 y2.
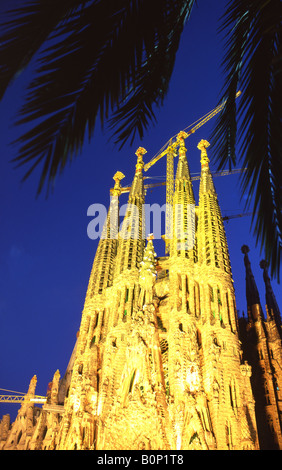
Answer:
0 0 195 195
0 0 88 100
211 0 282 281
108 1 193 147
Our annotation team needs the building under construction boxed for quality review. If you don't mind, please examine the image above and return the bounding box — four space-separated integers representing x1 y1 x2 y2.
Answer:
0 126 281 449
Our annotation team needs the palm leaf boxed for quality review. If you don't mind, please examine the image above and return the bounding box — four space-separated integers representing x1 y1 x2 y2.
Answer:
0 0 195 195
211 0 282 281
0 1 88 100
109 1 193 147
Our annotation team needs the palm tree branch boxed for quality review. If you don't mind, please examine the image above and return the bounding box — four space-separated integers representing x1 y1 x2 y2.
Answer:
9 0 195 194
211 0 253 170
212 0 282 280
0 0 90 100
108 2 193 147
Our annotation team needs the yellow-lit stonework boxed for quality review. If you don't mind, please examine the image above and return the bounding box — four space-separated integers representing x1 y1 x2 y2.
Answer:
1 140 281 450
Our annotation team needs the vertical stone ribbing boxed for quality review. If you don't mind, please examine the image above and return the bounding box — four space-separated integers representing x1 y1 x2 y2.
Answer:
197 140 232 276
85 171 124 299
114 147 147 279
171 132 196 260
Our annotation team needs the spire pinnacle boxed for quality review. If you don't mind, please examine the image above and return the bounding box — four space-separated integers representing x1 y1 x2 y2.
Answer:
197 139 210 167
175 131 192 182
241 244 250 255
111 171 125 197
114 148 146 277
241 245 263 321
172 133 195 258
27 375 37 395
177 131 188 160
135 147 147 174
198 140 216 196
86 172 121 296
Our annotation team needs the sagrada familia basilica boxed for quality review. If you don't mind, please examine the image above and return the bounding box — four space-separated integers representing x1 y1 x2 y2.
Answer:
1 136 281 450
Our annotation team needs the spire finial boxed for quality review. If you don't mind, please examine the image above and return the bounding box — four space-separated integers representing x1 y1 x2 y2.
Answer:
260 258 270 284
177 131 188 142
177 131 188 159
241 245 250 255
27 375 37 395
135 147 147 174
112 171 125 196
197 139 210 167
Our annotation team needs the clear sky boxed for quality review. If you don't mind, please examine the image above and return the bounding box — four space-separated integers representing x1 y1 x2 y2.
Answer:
0 0 281 421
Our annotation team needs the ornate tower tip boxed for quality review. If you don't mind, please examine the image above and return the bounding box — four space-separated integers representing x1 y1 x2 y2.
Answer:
197 139 210 151
241 245 250 254
135 147 147 157
113 171 125 183
177 131 188 141
260 260 268 269
112 171 125 196
147 233 154 241
198 139 210 166
135 147 147 175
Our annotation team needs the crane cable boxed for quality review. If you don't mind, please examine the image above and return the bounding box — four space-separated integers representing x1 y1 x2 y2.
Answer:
0 387 26 395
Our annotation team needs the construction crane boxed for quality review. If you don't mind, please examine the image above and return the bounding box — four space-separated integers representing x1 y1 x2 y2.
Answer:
0 395 47 404
143 90 242 241
0 388 47 404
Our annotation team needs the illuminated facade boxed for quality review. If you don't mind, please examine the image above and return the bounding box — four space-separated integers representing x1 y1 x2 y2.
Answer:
239 247 282 449
1 139 281 450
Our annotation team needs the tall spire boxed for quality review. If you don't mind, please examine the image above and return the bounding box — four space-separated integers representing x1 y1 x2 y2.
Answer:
198 139 215 195
114 147 146 278
85 171 124 298
171 132 195 258
260 260 282 326
198 138 210 166
241 245 264 322
111 171 125 197
175 131 192 184
129 146 146 197
197 140 231 274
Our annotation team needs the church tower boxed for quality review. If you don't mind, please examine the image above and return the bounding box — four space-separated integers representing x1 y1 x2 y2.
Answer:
1 139 265 450
51 139 259 450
